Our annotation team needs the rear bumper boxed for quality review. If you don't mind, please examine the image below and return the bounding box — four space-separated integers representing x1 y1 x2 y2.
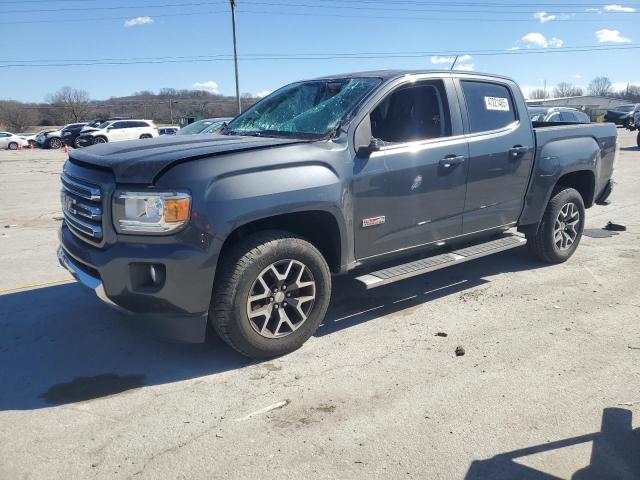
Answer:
58 224 212 342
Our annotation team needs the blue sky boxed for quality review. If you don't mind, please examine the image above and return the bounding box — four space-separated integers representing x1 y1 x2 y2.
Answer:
1 0 639 102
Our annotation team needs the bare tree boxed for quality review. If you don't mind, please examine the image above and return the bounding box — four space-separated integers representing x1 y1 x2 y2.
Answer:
45 86 92 123
0 101 37 132
528 88 549 100
588 77 613 97
553 82 584 98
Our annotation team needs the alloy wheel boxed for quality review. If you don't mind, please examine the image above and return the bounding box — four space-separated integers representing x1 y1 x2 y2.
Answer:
246 259 316 338
554 202 580 250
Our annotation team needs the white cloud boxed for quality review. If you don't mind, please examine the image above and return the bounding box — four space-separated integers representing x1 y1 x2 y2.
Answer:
256 90 272 98
430 54 472 67
454 62 475 71
604 4 636 12
522 33 563 48
192 80 220 94
596 28 631 43
123 16 153 27
534 11 557 23
573 74 583 79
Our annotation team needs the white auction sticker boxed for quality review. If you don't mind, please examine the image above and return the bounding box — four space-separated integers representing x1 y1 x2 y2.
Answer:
484 96 510 111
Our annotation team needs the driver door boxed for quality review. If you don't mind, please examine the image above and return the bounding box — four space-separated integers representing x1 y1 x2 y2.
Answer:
352 78 469 259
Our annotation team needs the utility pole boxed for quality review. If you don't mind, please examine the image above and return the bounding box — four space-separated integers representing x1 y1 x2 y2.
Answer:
230 0 241 115
169 98 174 124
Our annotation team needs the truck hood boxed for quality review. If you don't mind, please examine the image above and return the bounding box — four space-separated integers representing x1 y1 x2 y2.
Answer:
68 134 308 183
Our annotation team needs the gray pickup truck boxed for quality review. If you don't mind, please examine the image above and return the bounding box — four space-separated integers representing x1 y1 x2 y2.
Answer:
58 70 616 358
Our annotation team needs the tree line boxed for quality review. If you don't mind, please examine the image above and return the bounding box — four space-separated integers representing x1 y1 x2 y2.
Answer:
0 86 260 132
529 76 640 101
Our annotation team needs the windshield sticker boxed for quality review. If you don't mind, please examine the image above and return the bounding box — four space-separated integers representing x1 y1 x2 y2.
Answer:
484 96 510 111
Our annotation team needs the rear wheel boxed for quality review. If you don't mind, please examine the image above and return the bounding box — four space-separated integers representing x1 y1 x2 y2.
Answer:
48 137 62 149
526 187 585 264
210 231 332 358
73 136 82 148
92 136 107 144
8 142 18 150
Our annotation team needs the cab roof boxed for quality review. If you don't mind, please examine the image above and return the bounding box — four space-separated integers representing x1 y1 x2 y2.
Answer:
312 69 516 83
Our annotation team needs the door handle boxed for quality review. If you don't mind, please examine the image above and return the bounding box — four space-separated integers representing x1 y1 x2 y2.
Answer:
509 145 529 158
439 155 465 168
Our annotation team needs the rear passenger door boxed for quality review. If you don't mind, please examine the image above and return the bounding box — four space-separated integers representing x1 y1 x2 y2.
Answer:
456 77 534 234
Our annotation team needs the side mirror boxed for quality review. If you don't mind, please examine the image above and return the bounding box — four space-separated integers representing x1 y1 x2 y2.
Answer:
354 115 379 158
107 127 113 131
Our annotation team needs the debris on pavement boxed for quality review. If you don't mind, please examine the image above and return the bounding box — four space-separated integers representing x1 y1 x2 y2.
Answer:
604 221 627 232
455 346 465 357
435 332 448 337
236 400 289 421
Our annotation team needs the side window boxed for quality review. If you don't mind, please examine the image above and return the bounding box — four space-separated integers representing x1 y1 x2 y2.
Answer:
560 111 577 122
0 133 10 138
137 121 150 128
547 112 561 122
461 80 517 133
111 122 124 129
370 81 452 144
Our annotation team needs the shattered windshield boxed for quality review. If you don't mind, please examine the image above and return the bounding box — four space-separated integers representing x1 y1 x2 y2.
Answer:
224 77 381 138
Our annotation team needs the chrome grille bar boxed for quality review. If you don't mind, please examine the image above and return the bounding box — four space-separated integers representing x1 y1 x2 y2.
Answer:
60 173 104 243
61 173 101 201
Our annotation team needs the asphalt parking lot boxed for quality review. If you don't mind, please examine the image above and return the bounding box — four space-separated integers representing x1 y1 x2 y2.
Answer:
1 132 639 479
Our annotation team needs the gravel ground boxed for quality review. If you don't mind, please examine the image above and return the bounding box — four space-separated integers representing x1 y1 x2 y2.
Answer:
0 132 639 479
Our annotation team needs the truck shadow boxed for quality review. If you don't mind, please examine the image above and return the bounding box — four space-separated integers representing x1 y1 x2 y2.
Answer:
0 247 544 411
465 407 640 479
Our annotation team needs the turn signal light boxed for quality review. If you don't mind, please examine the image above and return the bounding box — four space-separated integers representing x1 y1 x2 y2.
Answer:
163 197 191 223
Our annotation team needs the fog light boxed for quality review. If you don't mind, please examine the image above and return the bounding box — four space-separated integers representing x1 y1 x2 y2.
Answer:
149 264 165 286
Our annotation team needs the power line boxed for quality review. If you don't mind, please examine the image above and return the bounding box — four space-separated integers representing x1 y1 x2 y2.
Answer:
1 44 639 68
3 7 639 25
4 43 640 64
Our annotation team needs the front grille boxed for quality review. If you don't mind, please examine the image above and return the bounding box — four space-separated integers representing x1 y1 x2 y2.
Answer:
61 173 103 244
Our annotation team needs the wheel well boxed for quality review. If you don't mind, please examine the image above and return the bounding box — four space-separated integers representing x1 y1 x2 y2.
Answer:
219 211 342 272
555 170 595 207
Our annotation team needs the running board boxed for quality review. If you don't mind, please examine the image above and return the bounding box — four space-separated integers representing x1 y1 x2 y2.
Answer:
355 234 527 289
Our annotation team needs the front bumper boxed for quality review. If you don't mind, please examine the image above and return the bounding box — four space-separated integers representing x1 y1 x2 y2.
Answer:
58 223 213 342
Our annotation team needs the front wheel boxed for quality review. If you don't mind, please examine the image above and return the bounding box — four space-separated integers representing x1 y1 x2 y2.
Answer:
210 231 332 358
8 142 18 150
92 136 107 144
48 137 62 149
139 134 152 139
73 136 82 148
526 187 585 264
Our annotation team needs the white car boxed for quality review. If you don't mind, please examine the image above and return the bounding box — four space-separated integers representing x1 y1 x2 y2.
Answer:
77 119 158 146
0 131 29 150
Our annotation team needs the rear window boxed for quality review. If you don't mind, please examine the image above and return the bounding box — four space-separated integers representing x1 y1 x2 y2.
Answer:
461 80 517 133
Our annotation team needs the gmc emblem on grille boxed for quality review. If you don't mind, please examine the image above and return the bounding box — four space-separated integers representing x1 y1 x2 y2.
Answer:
61 192 77 214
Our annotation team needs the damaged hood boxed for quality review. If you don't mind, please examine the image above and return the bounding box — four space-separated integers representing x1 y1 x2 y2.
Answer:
68 134 307 183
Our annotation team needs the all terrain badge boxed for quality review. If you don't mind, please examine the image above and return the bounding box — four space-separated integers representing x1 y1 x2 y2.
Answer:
362 216 386 227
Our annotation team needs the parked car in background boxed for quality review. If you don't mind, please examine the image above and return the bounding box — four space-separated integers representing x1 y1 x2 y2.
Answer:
0 131 29 150
604 104 638 127
625 107 640 147
529 107 590 123
18 132 41 148
77 119 158 146
36 124 86 149
61 123 89 148
158 127 179 135
176 117 233 135
80 117 131 134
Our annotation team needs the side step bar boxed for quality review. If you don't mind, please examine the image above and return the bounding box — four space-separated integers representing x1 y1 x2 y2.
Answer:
355 234 527 289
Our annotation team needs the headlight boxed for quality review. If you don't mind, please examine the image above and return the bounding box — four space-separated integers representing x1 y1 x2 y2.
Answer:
112 191 191 234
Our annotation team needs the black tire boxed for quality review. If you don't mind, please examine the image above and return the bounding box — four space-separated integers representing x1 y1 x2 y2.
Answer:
139 134 152 139
8 142 18 150
210 230 332 358
637 131 640 148
526 187 585 264
48 137 62 149
92 136 107 144
73 136 82 148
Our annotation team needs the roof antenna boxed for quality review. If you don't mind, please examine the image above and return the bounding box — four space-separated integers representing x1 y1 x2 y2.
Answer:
450 55 459 70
